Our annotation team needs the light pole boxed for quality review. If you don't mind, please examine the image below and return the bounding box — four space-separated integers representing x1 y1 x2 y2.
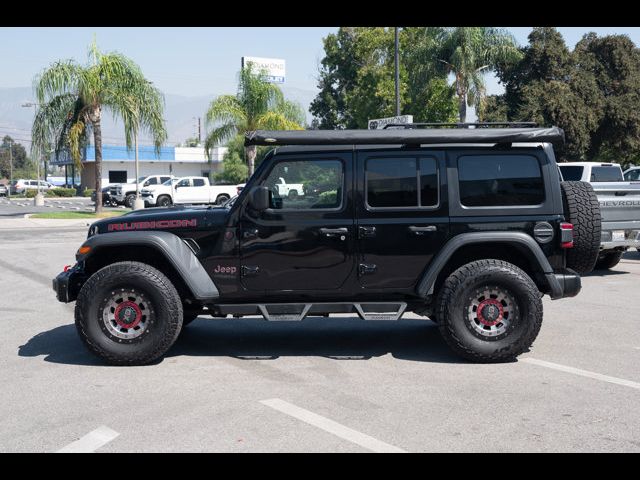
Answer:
22 102 45 206
394 27 400 117
1 140 13 199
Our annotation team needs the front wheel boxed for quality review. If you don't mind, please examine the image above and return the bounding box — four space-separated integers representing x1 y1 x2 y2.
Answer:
436 259 543 363
157 195 172 207
215 194 230 205
75 261 183 366
124 194 136 209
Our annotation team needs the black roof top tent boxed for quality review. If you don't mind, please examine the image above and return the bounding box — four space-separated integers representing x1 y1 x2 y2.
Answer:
245 126 565 147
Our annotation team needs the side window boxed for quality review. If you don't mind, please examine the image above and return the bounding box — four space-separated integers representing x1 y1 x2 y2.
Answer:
366 157 438 208
261 159 343 210
176 178 191 188
193 178 206 187
629 170 640 181
458 154 544 207
146 178 158 186
160 176 171 184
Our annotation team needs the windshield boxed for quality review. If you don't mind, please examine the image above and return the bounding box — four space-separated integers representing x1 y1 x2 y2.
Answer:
138 176 147 183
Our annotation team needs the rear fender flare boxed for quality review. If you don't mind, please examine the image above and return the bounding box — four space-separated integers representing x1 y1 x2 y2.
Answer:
416 232 560 298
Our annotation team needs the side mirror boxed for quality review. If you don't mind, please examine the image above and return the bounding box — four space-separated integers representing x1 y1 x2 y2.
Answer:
248 186 270 211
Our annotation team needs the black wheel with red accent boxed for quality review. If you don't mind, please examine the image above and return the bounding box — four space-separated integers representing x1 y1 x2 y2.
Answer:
75 261 183 365
436 259 543 363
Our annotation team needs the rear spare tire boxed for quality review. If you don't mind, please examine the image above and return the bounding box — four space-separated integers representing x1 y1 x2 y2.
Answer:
560 181 601 274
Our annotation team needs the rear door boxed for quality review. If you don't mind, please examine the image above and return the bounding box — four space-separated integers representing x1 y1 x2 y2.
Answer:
356 150 449 290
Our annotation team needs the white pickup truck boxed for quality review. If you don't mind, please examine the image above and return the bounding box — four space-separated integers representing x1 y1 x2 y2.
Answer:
109 175 174 208
273 177 305 199
559 162 640 269
140 176 238 207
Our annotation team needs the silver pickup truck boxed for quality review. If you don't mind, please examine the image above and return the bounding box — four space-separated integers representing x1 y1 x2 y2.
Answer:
559 162 640 269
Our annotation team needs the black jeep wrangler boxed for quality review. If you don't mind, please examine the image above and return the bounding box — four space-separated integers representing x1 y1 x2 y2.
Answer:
53 124 601 365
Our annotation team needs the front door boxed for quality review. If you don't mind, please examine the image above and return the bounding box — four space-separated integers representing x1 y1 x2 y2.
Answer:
356 151 449 290
240 154 354 293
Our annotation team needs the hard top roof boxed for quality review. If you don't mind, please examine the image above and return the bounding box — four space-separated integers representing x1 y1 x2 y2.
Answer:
245 126 565 147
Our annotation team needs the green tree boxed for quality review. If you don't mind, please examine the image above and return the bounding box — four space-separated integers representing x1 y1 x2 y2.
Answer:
574 33 640 166
310 27 458 129
1 136 31 179
204 64 304 178
31 40 167 212
433 27 522 122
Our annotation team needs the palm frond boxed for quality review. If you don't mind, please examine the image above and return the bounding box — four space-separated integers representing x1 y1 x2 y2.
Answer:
204 123 238 160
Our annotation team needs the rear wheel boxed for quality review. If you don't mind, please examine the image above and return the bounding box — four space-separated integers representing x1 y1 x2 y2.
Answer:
215 194 230 205
436 259 543 363
560 181 601 274
75 261 183 366
594 250 624 270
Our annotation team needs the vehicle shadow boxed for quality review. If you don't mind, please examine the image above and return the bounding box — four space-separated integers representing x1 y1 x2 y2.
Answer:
18 317 466 366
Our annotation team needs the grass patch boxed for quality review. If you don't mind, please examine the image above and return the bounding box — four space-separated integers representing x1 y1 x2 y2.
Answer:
30 210 129 219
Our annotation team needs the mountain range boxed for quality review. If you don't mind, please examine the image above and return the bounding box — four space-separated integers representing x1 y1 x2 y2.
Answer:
0 85 317 149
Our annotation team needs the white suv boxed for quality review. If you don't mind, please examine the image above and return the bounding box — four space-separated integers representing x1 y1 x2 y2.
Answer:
10 179 55 194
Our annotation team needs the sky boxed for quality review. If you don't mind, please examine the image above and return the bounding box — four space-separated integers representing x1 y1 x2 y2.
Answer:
2 26 640 114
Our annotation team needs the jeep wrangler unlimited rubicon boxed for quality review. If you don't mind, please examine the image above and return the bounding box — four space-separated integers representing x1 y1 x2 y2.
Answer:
53 124 601 365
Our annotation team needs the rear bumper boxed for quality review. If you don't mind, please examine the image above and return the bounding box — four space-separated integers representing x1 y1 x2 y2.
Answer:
546 269 581 300
52 266 86 303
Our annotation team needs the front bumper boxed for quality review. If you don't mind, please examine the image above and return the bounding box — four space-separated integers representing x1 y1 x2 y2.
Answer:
52 265 86 303
600 229 640 250
546 268 581 300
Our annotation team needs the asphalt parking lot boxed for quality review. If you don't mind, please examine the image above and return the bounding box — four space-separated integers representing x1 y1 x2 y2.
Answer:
0 221 639 453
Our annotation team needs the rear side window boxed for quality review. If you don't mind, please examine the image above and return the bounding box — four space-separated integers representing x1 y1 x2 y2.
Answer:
559 166 584 181
366 157 438 208
193 178 206 187
591 166 623 182
625 169 640 181
458 155 544 207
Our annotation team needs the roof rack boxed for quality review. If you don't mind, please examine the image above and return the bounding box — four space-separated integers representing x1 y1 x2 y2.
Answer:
245 126 565 147
383 122 539 129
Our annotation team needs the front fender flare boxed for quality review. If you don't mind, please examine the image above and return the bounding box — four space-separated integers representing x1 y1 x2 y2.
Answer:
415 232 561 298
77 231 219 301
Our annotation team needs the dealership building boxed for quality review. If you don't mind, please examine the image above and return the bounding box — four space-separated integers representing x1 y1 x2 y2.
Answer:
50 144 228 189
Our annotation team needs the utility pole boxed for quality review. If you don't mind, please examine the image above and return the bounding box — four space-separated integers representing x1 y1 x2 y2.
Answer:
22 102 44 205
394 27 400 116
198 117 201 145
8 139 13 199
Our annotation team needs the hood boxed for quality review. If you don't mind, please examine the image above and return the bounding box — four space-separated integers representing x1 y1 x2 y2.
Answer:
88 205 229 237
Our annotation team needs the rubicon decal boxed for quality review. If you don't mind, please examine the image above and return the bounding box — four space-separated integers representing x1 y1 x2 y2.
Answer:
107 219 198 231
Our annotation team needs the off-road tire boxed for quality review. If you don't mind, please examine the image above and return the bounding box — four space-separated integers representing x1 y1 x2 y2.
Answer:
124 193 136 209
560 181 601 274
436 259 543 363
157 195 172 207
594 250 624 270
75 261 183 366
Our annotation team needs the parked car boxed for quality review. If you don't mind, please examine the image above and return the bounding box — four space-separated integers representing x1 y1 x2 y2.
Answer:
623 167 640 181
10 179 55 194
91 186 118 207
272 176 305 199
140 176 238 207
559 161 640 269
0 183 7 197
109 175 174 208
54 124 598 366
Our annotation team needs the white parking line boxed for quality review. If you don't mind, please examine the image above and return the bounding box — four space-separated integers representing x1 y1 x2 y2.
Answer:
522 358 640 391
260 398 406 453
57 426 120 453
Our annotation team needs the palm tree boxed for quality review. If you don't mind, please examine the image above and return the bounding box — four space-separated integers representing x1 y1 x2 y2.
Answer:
434 27 522 123
31 40 167 213
204 64 304 178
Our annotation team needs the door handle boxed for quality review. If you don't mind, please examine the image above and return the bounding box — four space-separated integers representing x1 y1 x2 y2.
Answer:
243 228 259 239
359 226 377 238
408 225 437 235
319 227 349 237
